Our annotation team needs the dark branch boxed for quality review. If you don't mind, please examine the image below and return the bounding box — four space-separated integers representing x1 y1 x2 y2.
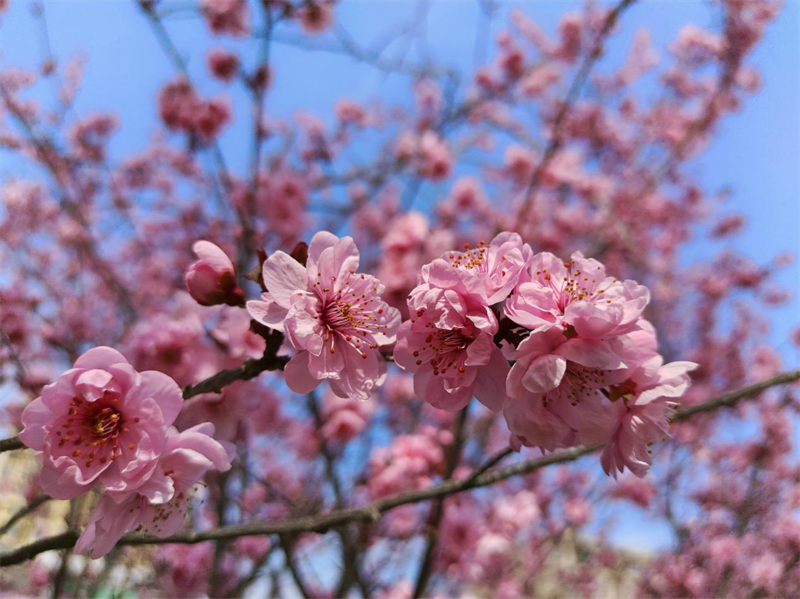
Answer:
2 368 799 566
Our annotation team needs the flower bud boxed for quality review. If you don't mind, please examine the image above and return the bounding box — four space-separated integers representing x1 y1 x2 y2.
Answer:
185 240 244 307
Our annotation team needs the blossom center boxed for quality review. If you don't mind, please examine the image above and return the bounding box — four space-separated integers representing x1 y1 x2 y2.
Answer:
314 272 390 358
86 405 122 440
55 392 133 468
425 327 474 376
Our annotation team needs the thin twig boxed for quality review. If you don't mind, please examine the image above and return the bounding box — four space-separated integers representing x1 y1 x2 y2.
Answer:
671 368 800 422
0 496 51 537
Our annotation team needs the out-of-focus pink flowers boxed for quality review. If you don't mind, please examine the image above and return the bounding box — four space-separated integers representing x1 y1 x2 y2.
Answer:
200 0 249 37
247 231 401 400
19 347 183 499
75 423 233 558
297 1 335 35
367 426 452 498
207 48 240 83
185 240 244 307
158 78 231 145
320 390 374 443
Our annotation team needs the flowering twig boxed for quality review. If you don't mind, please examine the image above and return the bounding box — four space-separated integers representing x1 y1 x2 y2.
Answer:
3 356 800 570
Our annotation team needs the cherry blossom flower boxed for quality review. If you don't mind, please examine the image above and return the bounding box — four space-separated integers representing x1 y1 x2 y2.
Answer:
423 232 533 306
75 423 233 558
19 347 183 499
394 291 509 412
601 356 697 477
247 232 401 400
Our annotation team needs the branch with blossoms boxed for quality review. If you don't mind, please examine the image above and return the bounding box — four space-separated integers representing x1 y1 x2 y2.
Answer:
2 367 798 568
0 0 794 596
2 228 799 570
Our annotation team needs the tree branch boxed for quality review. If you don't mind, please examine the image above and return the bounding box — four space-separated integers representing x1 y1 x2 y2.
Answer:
0 495 50 537
671 368 800 422
1 369 798 566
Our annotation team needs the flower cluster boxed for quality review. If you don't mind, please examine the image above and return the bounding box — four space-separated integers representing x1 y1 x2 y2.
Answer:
19 348 232 557
394 232 696 477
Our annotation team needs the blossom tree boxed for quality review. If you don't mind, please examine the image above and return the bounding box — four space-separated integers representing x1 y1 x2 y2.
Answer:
0 0 798 597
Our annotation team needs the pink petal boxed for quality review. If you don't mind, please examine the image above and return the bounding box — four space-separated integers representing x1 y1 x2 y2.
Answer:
521 354 567 394
284 352 321 394
246 295 289 332
132 370 183 426
18 397 52 450
473 347 511 412
192 240 234 272
262 251 307 308
74 346 129 370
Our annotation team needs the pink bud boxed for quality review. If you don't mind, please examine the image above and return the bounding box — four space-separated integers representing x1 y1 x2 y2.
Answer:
185 240 243 307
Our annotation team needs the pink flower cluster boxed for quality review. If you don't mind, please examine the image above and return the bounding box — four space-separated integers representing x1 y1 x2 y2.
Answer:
394 233 696 477
19 348 232 557
503 251 696 477
158 77 231 145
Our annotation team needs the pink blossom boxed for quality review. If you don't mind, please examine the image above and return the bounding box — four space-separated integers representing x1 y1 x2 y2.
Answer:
185 240 244 307
335 99 368 127
505 251 650 340
423 232 533 305
297 2 334 35
75 423 233 558
367 427 451 498
416 131 453 181
247 232 401 400
601 356 697 477
200 0 249 37
320 390 374 443
395 278 509 412
19 347 183 499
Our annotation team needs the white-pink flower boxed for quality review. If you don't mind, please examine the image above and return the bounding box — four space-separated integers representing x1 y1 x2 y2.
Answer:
601 356 697 477
504 251 649 339
247 232 401 400
423 232 533 306
19 347 183 499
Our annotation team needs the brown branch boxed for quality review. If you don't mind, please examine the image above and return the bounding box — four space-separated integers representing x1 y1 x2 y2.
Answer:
3 356 800 571
0 495 50 537
0 445 599 567
183 330 287 399
0 437 23 453
671 368 800 422
516 0 638 227
279 536 312 599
